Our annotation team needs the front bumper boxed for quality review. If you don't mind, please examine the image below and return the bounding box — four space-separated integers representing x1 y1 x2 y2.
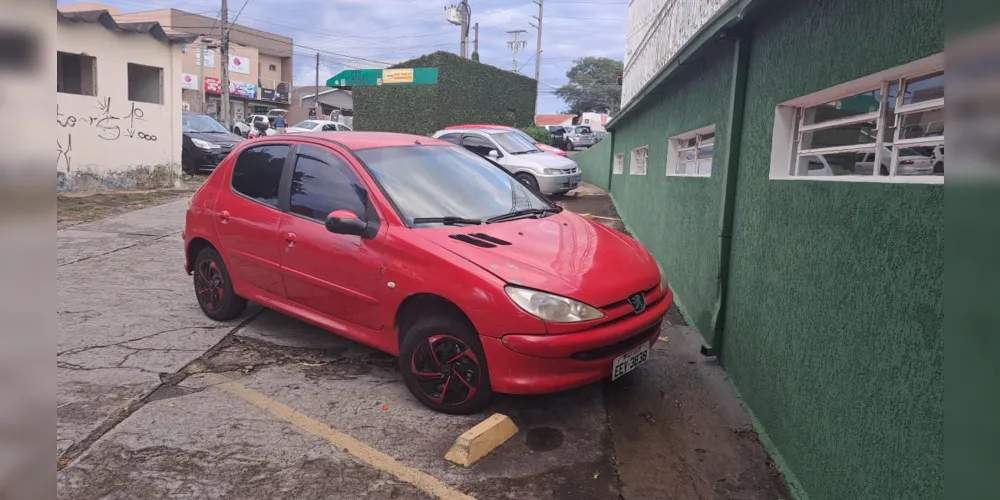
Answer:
189 147 232 171
536 172 582 194
484 288 673 395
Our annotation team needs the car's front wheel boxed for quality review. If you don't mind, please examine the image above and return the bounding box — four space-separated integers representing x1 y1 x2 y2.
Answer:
399 315 492 414
515 172 540 192
193 247 247 321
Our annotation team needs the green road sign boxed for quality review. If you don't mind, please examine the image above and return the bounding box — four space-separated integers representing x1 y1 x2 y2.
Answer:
326 68 438 88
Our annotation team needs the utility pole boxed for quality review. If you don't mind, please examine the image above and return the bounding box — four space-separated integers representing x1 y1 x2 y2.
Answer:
472 23 479 61
530 0 543 82
219 0 230 129
314 53 320 119
197 41 206 113
460 0 471 58
506 30 528 73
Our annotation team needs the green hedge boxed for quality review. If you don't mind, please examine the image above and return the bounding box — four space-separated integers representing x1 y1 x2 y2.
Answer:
519 126 552 144
353 52 537 136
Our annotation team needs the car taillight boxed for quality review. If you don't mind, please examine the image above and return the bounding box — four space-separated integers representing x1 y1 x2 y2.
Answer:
900 160 914 165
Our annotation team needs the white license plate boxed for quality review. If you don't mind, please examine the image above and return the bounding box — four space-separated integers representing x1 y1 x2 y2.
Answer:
611 342 650 380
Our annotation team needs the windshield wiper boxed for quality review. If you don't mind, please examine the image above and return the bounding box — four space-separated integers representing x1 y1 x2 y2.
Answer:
486 207 561 223
412 216 483 226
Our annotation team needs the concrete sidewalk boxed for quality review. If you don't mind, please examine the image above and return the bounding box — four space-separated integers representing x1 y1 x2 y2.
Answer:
57 186 787 499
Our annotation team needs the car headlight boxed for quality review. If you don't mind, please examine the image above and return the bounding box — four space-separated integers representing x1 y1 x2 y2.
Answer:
543 168 562 174
656 260 668 293
192 138 220 150
504 285 604 323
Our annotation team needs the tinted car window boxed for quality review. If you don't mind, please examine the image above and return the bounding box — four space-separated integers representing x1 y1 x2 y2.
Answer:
437 133 463 145
357 145 554 225
231 144 290 207
289 145 367 221
462 135 497 156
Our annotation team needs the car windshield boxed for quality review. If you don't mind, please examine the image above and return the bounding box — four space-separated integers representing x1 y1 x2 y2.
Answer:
491 131 540 154
576 126 592 134
182 114 229 133
356 145 555 225
292 120 318 129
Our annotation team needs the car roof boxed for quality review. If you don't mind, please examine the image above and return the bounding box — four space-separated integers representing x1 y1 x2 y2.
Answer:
437 128 506 136
443 123 512 130
293 131 453 150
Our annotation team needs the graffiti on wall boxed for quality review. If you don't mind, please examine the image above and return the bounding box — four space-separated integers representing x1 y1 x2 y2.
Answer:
56 97 157 171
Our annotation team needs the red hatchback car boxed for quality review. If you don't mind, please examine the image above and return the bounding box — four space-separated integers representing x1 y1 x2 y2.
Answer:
183 132 672 414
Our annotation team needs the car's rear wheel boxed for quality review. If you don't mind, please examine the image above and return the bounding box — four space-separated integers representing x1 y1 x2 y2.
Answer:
565 140 575 151
515 172 540 192
193 247 247 321
399 315 492 414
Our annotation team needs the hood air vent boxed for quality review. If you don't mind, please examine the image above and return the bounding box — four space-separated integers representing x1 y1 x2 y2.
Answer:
448 233 513 248
449 234 496 248
470 233 511 246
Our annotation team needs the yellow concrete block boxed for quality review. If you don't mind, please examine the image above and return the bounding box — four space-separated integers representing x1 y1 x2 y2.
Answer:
444 413 519 467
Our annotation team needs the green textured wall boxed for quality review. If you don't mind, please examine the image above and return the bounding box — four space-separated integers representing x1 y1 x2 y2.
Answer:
353 52 537 136
608 43 735 341
572 137 612 189
722 0 944 499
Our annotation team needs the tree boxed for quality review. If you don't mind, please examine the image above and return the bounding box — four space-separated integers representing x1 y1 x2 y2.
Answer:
554 57 623 115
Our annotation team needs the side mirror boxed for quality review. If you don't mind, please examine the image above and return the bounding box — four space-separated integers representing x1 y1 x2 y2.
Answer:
325 209 367 236
488 149 500 158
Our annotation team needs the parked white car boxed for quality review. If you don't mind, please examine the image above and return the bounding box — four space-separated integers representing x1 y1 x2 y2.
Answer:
285 120 353 134
233 114 269 137
433 128 582 195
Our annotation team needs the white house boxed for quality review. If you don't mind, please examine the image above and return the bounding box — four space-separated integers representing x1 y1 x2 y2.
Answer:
579 112 611 132
56 8 193 192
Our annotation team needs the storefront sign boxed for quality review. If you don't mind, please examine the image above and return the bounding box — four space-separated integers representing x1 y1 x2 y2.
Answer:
229 54 251 74
181 73 198 90
204 77 257 99
196 48 215 68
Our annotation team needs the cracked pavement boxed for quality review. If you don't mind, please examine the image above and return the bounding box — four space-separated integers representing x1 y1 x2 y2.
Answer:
57 186 787 499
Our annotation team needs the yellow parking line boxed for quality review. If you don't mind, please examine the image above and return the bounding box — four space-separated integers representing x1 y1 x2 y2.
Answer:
200 373 475 500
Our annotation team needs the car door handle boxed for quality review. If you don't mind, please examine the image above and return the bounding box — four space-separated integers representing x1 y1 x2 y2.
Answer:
284 232 297 246
219 210 231 224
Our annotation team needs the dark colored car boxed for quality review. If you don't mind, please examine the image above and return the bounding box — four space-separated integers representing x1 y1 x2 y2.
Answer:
182 112 244 173
548 126 569 150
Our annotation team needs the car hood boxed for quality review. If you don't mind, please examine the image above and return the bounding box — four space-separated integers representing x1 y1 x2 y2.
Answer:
418 212 659 307
509 152 577 169
184 131 243 146
537 143 568 156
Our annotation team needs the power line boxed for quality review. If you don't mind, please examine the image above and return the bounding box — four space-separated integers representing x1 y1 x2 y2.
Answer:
228 0 252 28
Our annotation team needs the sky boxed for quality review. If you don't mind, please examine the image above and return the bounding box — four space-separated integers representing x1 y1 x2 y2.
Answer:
57 0 629 114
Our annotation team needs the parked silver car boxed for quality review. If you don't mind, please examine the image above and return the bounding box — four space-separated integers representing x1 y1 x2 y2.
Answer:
563 125 597 150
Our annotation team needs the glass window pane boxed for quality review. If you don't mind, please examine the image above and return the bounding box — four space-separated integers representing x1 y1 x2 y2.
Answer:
697 158 712 175
700 132 716 145
899 108 945 140
902 71 944 106
801 120 877 150
678 159 696 174
893 145 942 176
698 143 714 159
357 146 553 223
682 137 697 148
797 150 874 176
802 88 882 126
289 147 367 221
231 144 289 206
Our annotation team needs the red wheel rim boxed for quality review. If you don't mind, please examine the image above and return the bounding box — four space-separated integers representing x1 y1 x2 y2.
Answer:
194 259 224 311
410 335 481 406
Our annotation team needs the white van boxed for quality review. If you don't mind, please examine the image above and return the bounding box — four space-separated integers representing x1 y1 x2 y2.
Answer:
433 128 582 195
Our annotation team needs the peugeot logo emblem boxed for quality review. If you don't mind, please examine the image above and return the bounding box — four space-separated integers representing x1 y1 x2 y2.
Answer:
627 292 646 314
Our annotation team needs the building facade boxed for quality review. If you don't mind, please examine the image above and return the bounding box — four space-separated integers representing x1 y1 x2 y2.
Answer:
115 8 293 128
574 0 943 498
56 8 191 192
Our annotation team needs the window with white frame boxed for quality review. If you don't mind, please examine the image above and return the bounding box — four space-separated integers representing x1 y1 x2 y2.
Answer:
613 153 624 174
666 125 715 177
630 146 649 175
769 54 944 183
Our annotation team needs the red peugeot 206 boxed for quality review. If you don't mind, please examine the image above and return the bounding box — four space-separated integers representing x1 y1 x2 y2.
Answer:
183 132 672 414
